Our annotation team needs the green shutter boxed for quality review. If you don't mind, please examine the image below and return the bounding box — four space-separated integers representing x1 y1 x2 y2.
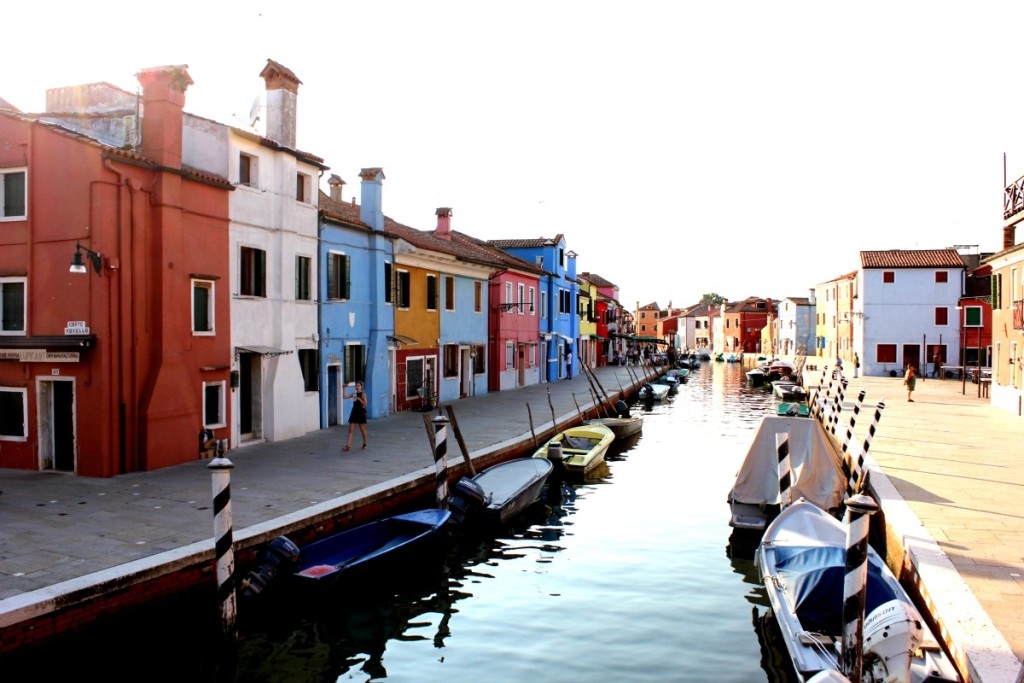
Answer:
327 254 337 300
257 249 266 297
343 254 351 300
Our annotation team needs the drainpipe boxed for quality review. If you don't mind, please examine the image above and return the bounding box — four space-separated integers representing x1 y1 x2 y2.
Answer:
102 160 127 473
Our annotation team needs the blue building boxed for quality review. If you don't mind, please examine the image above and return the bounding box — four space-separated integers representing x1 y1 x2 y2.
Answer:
490 235 578 382
317 169 395 426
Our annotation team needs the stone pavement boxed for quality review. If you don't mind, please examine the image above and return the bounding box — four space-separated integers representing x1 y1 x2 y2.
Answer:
0 360 1021 683
804 366 1023 683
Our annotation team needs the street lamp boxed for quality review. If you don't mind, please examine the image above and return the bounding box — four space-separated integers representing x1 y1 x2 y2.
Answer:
70 241 103 276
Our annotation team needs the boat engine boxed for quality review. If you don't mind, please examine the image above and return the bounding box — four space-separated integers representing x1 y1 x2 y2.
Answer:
614 400 630 418
447 476 487 525
547 440 564 463
241 535 300 597
861 599 924 683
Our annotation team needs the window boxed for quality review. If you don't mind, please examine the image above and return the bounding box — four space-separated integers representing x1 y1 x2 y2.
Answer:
505 282 513 309
384 262 393 304
935 271 948 283
474 281 482 312
445 275 455 311
444 344 459 378
1 277 26 334
344 344 366 384
327 252 350 300
529 287 535 315
298 349 319 392
296 172 311 202
238 153 257 188
505 342 515 368
295 256 311 301
965 305 982 327
426 274 437 310
1 169 26 220
934 307 948 326
540 291 547 319
883 271 894 284
192 279 214 334
876 344 897 363
397 270 410 308
518 283 525 314
406 356 435 399
203 382 226 428
559 288 571 314
239 246 266 297
472 345 485 374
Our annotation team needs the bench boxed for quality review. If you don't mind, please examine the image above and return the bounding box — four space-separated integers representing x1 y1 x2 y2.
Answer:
980 377 991 398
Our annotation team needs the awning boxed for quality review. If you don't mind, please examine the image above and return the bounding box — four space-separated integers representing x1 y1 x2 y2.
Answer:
0 335 96 350
589 334 607 341
236 345 293 358
556 332 574 342
388 334 418 346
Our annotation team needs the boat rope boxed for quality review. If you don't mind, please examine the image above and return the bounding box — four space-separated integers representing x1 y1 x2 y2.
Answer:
208 456 237 640
841 493 880 682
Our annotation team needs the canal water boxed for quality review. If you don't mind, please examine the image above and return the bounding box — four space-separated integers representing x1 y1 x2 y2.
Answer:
7 360 799 682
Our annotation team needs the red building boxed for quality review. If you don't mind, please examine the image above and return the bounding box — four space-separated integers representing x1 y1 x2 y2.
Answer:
734 297 776 353
0 66 232 476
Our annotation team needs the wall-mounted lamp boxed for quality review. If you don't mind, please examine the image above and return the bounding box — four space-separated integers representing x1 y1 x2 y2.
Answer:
70 242 103 276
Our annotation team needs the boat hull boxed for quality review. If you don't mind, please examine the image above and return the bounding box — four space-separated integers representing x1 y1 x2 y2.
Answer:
448 457 553 527
292 509 451 590
533 423 615 476
586 416 643 440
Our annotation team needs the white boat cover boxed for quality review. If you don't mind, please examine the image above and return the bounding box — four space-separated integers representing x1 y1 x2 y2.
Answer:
729 416 847 511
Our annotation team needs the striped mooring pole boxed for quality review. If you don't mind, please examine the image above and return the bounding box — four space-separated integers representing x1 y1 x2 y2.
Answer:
812 365 833 422
432 413 450 509
208 456 237 639
846 401 886 498
776 432 793 510
829 378 849 437
841 493 880 683
841 390 867 455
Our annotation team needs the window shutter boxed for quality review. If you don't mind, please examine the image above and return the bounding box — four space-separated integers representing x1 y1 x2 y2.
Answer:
327 254 337 300
343 254 351 300
257 249 266 297
992 273 1000 309
384 262 393 303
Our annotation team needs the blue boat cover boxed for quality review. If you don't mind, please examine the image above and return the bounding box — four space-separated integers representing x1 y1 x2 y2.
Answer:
774 546 899 636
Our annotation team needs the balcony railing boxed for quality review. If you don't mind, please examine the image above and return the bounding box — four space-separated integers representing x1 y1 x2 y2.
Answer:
1014 299 1024 330
1005 175 1024 220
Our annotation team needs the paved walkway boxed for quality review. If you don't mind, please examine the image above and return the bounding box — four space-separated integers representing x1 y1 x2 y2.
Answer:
0 361 1021 683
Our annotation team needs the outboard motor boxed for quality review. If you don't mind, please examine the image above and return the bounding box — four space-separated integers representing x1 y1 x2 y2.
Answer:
861 599 924 683
614 400 630 418
447 476 487 526
547 440 564 463
241 535 300 598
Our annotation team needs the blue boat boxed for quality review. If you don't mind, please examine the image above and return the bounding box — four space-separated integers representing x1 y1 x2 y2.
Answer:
292 508 451 588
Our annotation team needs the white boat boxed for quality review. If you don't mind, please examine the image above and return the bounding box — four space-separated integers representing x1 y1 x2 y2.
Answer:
773 380 807 402
639 383 670 401
727 416 847 532
755 499 960 683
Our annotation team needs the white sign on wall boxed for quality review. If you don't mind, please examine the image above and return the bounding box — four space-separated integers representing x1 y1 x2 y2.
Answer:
65 320 90 335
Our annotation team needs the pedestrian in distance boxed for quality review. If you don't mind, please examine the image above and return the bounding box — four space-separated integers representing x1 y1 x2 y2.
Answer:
932 349 942 379
343 381 368 451
853 352 860 378
903 364 917 402
565 345 573 380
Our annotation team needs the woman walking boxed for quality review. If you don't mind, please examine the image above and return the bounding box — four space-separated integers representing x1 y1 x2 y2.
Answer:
343 382 369 451
903 364 917 402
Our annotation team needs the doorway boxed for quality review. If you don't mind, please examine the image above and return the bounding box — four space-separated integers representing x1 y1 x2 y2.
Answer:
37 378 75 472
238 352 263 442
460 348 471 398
902 344 921 373
327 364 341 426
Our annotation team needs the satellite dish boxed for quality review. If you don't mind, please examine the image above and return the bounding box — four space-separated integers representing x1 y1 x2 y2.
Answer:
248 96 263 127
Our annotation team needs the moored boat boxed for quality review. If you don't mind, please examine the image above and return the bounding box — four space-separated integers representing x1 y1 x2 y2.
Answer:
533 422 615 477
587 415 643 440
291 508 451 589
727 415 847 533
755 499 960 683
447 457 553 528
640 382 671 401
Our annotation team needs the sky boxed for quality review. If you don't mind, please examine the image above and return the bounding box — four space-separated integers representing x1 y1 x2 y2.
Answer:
3 0 1024 311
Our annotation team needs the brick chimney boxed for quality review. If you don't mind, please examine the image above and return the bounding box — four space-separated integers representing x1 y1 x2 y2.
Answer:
137 65 192 169
1004 224 1016 251
359 168 385 232
328 174 346 202
435 207 452 240
259 59 300 148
